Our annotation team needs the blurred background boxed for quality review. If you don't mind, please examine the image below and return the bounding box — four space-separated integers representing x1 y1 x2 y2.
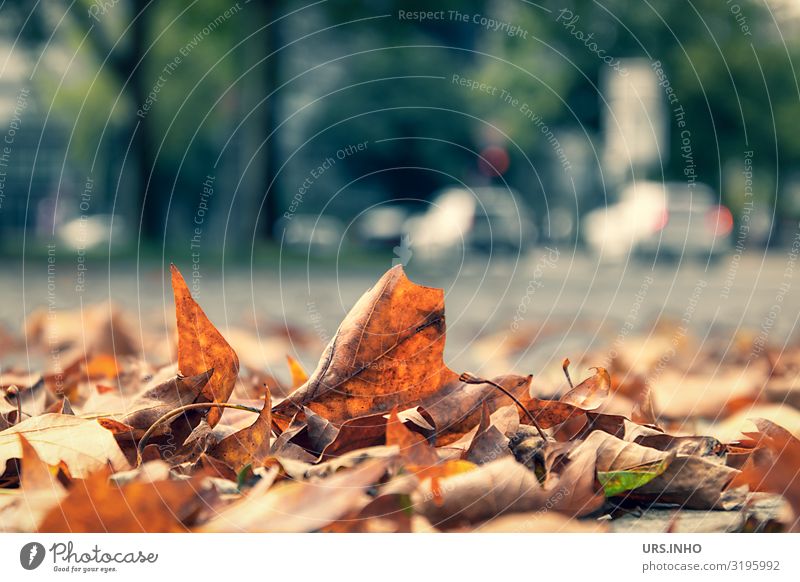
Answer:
2 0 800 381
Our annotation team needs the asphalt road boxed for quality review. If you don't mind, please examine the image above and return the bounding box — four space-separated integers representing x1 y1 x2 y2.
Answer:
2 248 798 375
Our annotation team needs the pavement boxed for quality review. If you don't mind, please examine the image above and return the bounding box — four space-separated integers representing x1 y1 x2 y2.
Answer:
2 247 797 375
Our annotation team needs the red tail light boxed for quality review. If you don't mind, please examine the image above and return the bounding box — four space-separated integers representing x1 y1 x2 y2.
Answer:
706 205 733 237
652 208 669 232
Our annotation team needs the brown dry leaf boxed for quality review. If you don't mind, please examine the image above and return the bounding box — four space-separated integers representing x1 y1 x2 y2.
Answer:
0 414 129 479
582 430 675 474
422 374 532 445
286 355 309 388
413 455 602 528
323 493 413 533
730 418 800 530
627 455 740 509
273 266 454 426
24 302 140 361
207 389 272 471
199 457 391 532
472 511 608 532
524 398 587 429
304 407 339 454
387 408 475 500
704 404 800 443
0 435 67 532
38 470 206 532
560 367 611 410
171 264 240 427
508 368 611 430
97 370 212 439
632 385 659 426
319 413 388 460
464 403 512 465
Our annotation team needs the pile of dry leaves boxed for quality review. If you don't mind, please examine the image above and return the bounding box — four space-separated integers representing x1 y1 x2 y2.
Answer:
1 265 799 532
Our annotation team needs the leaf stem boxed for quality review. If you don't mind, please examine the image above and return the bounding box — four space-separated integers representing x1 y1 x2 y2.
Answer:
459 372 548 440
561 358 574 389
136 402 261 466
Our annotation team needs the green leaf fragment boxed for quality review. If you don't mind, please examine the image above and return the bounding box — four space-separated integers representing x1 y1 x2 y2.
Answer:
597 458 672 497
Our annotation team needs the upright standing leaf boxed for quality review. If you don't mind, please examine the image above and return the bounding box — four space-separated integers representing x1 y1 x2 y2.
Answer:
273 266 454 425
171 264 239 427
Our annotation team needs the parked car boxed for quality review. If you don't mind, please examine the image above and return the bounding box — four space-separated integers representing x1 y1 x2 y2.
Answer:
583 181 732 261
405 187 537 262
354 205 409 249
278 214 343 255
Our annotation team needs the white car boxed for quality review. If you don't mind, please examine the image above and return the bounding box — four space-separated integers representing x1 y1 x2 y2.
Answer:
583 181 732 262
405 187 536 262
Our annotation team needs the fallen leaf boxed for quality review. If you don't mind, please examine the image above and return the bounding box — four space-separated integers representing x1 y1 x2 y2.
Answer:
38 470 207 532
85 354 120 379
472 511 608 532
464 403 512 465
422 374 533 445
0 414 129 479
199 458 391 532
0 435 66 532
414 454 603 528
286 355 309 388
387 408 475 501
730 418 800 530
632 385 659 426
172 264 239 427
97 370 212 440
273 266 453 426
207 389 272 471
319 414 388 460
626 455 740 509
577 430 675 497
560 367 611 410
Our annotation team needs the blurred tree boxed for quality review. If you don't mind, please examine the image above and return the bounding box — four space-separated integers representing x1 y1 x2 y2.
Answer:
6 0 799 246
471 0 800 237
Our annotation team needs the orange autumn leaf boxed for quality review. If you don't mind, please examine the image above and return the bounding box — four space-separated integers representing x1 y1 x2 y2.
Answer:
286 355 309 389
513 367 611 430
38 469 205 532
273 266 456 426
730 418 800 530
171 264 239 427
85 354 119 379
386 407 474 503
208 389 272 471
524 398 587 429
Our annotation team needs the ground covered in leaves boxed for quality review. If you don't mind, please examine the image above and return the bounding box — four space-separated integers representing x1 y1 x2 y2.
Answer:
1 265 799 532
